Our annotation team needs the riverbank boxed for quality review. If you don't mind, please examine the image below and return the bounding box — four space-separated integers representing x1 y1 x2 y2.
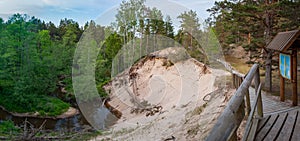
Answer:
0 93 72 117
0 119 100 141
0 105 97 140
0 105 78 119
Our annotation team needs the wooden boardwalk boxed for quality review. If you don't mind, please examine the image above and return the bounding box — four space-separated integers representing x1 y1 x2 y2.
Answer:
248 87 300 141
254 107 300 141
249 87 293 115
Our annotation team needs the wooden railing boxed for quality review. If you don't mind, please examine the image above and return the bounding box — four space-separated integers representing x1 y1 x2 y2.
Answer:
206 64 263 141
217 59 252 115
242 83 262 141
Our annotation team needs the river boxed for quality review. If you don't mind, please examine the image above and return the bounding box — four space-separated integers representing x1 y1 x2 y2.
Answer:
0 101 119 131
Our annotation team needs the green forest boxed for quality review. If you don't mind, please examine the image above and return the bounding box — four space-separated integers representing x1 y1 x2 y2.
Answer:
0 14 80 116
0 0 300 140
0 0 207 117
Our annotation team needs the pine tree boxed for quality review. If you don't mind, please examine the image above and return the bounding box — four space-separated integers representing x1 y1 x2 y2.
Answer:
177 10 201 48
207 0 300 90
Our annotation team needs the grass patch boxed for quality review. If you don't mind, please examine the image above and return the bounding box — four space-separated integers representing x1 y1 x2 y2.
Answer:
0 93 69 116
0 120 20 136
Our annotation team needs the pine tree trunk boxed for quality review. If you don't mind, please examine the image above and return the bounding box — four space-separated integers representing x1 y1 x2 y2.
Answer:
265 50 272 91
264 7 273 91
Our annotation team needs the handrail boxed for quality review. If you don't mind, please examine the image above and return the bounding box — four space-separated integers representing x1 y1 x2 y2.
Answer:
206 64 262 141
217 59 252 114
216 59 245 77
242 83 262 141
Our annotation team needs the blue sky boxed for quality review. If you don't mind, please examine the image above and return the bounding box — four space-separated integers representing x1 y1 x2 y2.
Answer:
0 0 219 27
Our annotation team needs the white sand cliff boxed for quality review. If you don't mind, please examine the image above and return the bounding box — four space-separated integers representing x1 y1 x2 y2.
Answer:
92 47 235 141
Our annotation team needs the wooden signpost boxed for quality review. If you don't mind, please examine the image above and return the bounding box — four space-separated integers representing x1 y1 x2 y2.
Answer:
292 49 298 106
266 30 299 106
279 52 298 105
279 53 291 102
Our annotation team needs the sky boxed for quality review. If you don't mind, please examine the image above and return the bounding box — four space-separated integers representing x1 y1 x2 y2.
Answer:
0 0 220 27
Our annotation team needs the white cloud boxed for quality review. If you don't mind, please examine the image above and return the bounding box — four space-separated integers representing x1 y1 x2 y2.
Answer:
0 0 218 26
0 0 44 20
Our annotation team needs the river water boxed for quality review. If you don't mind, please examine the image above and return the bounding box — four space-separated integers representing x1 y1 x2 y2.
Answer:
0 102 119 131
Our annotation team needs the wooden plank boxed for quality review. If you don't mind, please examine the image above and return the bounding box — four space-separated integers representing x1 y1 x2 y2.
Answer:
291 110 300 141
276 110 298 141
264 112 288 140
255 114 279 141
257 115 271 132
249 87 291 115
247 118 259 141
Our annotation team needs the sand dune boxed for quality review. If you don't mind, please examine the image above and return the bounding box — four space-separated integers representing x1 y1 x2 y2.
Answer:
93 47 234 141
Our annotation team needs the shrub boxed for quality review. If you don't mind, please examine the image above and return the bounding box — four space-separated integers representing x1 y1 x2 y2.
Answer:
0 93 69 116
0 120 20 135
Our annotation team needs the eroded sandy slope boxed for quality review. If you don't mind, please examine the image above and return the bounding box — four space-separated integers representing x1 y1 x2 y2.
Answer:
93 47 234 141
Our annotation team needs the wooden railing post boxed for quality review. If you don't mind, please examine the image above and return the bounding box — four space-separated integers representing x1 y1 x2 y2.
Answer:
206 64 259 141
242 83 262 141
254 68 263 118
232 74 236 88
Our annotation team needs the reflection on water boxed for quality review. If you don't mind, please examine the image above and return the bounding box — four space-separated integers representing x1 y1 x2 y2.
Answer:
0 102 119 131
0 108 88 131
53 114 83 131
78 101 119 130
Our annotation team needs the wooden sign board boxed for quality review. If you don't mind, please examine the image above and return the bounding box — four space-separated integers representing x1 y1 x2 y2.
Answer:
279 53 291 80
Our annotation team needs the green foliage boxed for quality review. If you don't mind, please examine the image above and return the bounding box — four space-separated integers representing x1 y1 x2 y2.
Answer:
0 120 20 135
96 79 111 98
207 0 300 57
0 14 85 115
0 93 69 116
114 0 175 43
103 32 123 62
94 31 122 99
176 10 208 63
